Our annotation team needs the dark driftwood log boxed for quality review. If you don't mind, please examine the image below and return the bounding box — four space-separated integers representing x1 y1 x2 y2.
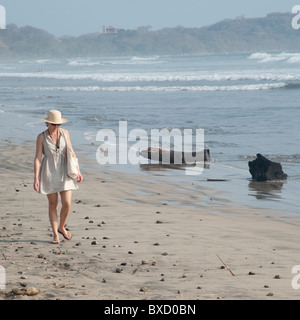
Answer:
248 153 287 181
140 147 210 164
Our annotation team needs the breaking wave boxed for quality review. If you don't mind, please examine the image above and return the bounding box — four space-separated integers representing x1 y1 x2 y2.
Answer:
248 52 300 64
0 71 299 83
67 60 101 67
1 83 287 92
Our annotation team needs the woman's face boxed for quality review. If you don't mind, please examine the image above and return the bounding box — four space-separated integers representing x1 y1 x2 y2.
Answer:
47 122 60 129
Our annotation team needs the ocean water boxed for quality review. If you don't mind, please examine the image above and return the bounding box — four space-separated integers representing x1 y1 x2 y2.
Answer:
0 53 300 216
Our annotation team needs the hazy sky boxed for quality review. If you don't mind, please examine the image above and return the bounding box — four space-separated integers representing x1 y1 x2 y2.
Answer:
0 0 297 36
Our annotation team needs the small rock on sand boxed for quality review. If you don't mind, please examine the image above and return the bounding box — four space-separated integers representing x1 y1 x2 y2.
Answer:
11 287 40 296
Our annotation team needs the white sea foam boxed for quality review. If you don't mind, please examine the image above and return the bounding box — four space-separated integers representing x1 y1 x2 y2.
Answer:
0 71 298 83
35 59 51 64
0 66 15 70
80 56 164 66
130 56 159 61
84 131 96 141
248 52 300 64
18 59 57 65
128 56 163 64
6 82 286 93
67 60 101 67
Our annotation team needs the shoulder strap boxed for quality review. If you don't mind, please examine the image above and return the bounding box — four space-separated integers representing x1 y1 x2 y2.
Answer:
42 131 46 154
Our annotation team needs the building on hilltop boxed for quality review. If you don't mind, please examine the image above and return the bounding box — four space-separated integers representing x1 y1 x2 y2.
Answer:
103 25 118 34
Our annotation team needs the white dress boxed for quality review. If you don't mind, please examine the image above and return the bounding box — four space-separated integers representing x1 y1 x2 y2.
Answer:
39 128 78 195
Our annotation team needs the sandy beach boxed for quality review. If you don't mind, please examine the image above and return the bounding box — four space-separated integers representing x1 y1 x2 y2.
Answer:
1 139 300 300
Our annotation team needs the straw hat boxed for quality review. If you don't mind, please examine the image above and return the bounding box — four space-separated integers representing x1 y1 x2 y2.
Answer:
42 110 68 124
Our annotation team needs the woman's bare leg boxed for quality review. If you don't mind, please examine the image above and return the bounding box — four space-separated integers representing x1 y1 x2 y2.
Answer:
47 193 59 243
58 190 72 240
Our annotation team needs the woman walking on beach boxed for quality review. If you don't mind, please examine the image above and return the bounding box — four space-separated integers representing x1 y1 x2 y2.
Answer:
33 110 83 244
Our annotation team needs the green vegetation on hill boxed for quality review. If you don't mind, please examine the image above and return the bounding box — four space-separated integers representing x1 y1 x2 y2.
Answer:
0 12 299 59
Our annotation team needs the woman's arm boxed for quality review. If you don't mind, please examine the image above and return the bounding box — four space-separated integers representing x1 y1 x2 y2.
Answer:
64 129 83 183
33 133 44 192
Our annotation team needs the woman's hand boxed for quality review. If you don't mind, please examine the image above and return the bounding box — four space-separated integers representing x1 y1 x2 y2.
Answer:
77 171 83 183
33 179 40 192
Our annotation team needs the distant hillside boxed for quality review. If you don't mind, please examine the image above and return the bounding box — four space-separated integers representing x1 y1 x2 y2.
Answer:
0 12 299 59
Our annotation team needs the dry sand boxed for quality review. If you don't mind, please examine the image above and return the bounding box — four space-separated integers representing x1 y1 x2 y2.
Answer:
1 139 300 300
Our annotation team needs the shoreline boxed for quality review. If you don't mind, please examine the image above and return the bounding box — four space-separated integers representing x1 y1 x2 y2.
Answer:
1 108 299 217
1 140 300 300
